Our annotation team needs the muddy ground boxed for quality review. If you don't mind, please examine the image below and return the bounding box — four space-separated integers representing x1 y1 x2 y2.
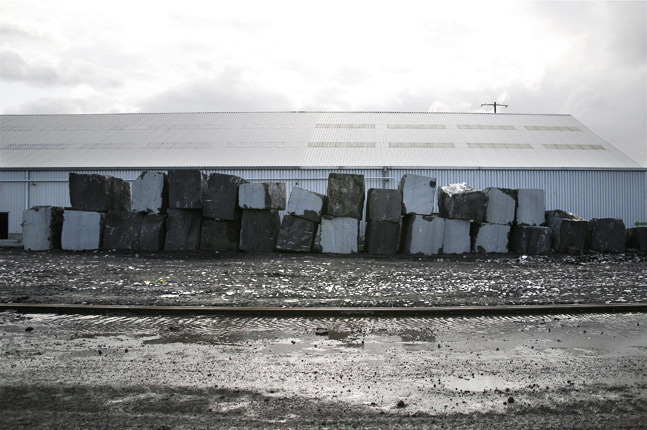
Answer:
1 247 646 307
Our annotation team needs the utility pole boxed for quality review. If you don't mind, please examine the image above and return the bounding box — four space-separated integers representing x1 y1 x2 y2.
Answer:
481 102 508 113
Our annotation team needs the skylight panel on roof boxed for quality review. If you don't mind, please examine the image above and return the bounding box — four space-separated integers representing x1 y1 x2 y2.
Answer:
308 142 375 148
388 142 455 148
79 143 138 149
387 124 446 129
225 142 302 148
457 125 516 130
315 124 375 129
526 126 581 131
543 144 605 150
468 143 533 149
1 144 71 150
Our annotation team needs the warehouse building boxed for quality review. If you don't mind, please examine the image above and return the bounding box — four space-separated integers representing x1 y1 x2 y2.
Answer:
0 111 644 239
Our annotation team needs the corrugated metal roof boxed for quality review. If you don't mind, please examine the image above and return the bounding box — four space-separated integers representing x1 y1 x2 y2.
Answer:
0 111 641 169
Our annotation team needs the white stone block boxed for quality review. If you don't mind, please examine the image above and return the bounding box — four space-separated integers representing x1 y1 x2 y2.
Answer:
516 189 546 226
471 222 510 253
401 214 444 255
442 218 471 254
61 210 105 250
484 188 516 225
131 171 167 213
286 187 327 223
239 182 286 210
320 216 358 254
22 206 64 251
399 175 436 215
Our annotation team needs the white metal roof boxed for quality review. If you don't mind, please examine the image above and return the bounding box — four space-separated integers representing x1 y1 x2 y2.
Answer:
0 111 641 169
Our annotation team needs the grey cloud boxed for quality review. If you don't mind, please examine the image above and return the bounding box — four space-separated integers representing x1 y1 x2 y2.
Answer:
9 96 124 114
0 51 60 86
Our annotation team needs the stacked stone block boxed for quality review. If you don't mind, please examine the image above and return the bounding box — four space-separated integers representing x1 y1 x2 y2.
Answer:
320 173 365 253
471 223 510 254
131 171 168 213
587 218 625 253
277 187 326 253
103 211 145 250
168 170 207 209
164 209 202 251
401 215 444 255
139 213 166 251
237 181 286 253
365 189 402 255
61 210 106 251
626 227 647 252
200 174 246 252
510 225 552 255
437 183 485 254
399 175 436 216
201 219 241 252
22 206 64 251
320 216 359 254
546 210 588 254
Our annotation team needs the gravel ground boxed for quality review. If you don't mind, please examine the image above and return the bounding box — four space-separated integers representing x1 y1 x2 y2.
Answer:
1 247 646 307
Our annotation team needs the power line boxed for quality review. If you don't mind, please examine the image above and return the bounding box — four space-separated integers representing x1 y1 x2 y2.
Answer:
481 102 508 113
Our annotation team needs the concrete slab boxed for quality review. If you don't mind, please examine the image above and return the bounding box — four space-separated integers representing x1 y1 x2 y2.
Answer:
515 189 546 226
320 216 359 254
471 222 510 254
438 183 486 221
286 187 327 223
164 209 202 251
69 173 131 212
401 214 444 255
22 206 64 251
239 182 286 210
139 213 166 252
168 170 207 209
131 171 168 213
365 221 400 255
239 210 281 253
326 173 365 219
103 211 145 250
203 173 247 220
626 227 647 252
546 210 589 254
484 188 516 226
442 218 471 254
61 210 105 250
399 174 436 215
510 225 552 255
201 219 241 252
276 215 318 253
588 218 625 253
366 189 402 223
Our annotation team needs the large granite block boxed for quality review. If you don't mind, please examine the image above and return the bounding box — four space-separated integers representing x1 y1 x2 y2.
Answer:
103 211 145 250
239 210 281 253
546 210 589 254
399 174 436 215
365 221 400 255
286 187 327 223
139 213 166 251
366 189 402 223
276 215 318 253
326 173 365 219
442 218 471 254
484 187 516 226
131 171 168 213
320 216 359 254
164 209 202 251
239 182 286 210
510 225 552 255
201 219 240 252
588 218 625 253
515 189 546 226
438 183 486 221
203 173 247 220
626 227 647 252
401 214 444 255
471 222 510 254
69 173 131 212
61 210 105 250
168 170 207 209
22 206 64 251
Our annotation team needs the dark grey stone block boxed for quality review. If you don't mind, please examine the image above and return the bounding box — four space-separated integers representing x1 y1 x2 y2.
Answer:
626 227 647 252
286 187 327 223
484 188 516 226
131 171 168 213
276 215 318 253
399 174 436 215
239 182 286 210
203 173 247 220
366 189 402 223
365 221 400 255
401 214 444 255
442 218 471 254
164 209 202 251
61 210 105 250
326 173 365 219
516 189 546 226
168 170 207 209
320 216 359 254
470 222 510 254
201 219 240 252
239 210 281 253
546 210 589 254
588 218 625 253
438 183 486 221
103 211 145 250
510 225 552 255
139 213 166 251
69 173 131 212
22 206 64 251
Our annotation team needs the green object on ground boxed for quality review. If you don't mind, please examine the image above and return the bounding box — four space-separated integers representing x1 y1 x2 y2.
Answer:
636 222 647 226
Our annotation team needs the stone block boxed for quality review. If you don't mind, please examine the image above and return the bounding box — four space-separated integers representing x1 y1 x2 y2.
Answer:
588 218 625 253
203 173 247 220
470 222 510 254
399 174 436 215
164 209 202 251
22 206 64 251
286 187 327 223
201 219 240 252
69 173 131 212
61 210 105 250
168 170 207 209
365 221 400 255
510 225 552 255
326 173 365 219
401 214 444 255
626 227 647 252
438 183 486 221
275 215 318 253
131 171 168 213
442 218 471 254
239 210 281 253
546 210 589 254
515 189 546 226
320 216 359 254
366 189 402 222
102 211 145 250
484 188 516 226
139 213 166 251
239 182 286 210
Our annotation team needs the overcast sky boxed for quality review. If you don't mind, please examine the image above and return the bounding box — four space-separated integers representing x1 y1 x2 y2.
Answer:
1 0 645 165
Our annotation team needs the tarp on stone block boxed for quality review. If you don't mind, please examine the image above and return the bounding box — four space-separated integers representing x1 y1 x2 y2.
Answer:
326 173 365 219
103 211 145 250
201 219 241 252
203 173 247 220
61 210 105 250
438 183 486 221
239 210 281 253
164 209 202 251
22 206 64 251
276 215 318 253
69 173 131 212
168 170 207 209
